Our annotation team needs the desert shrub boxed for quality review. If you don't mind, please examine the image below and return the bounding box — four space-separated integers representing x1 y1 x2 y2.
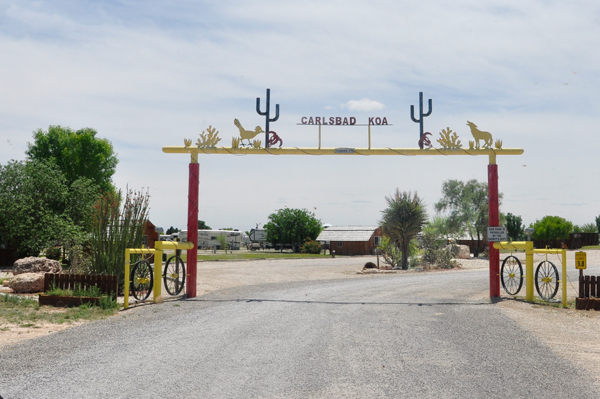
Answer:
379 236 418 269
530 216 572 241
64 243 92 274
90 188 149 290
379 236 401 268
419 225 457 269
301 238 322 254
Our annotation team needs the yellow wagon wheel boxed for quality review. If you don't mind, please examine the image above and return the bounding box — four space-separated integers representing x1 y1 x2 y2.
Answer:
501 255 523 295
163 256 186 296
131 260 154 301
535 260 559 300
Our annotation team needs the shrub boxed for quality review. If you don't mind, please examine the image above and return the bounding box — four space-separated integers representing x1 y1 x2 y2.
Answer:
419 224 457 269
45 246 62 261
90 188 149 291
530 216 573 241
379 236 400 268
301 238 322 254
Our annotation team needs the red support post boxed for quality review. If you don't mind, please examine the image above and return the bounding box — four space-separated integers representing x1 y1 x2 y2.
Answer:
488 163 500 298
186 162 199 298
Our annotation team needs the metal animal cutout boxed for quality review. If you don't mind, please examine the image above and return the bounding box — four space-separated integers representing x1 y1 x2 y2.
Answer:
234 119 264 146
418 132 432 149
466 121 493 149
268 131 283 148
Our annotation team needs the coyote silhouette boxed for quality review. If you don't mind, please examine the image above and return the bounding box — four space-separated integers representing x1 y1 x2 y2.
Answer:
466 121 492 149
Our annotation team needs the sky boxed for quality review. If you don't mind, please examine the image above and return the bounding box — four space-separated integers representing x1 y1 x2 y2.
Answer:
1 1 600 233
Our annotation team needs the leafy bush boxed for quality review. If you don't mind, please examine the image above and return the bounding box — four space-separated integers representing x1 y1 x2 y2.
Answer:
45 246 62 261
301 238 322 254
530 216 573 241
573 223 597 233
379 236 402 268
419 223 457 269
98 295 118 310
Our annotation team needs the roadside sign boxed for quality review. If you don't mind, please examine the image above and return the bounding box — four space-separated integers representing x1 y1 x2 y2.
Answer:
576 251 587 270
488 226 507 242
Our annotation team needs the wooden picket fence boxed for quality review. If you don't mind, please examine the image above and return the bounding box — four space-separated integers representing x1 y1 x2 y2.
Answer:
576 275 600 310
43 273 118 296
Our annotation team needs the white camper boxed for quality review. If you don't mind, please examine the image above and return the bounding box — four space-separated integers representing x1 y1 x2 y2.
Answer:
179 229 243 250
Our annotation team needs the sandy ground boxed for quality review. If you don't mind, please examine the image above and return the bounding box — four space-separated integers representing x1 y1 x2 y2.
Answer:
2 251 600 384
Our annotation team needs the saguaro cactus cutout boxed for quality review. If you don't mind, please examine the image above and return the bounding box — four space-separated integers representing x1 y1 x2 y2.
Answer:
256 88 280 148
410 92 433 149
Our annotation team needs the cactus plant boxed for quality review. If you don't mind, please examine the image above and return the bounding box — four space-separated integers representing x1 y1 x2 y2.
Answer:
256 88 279 148
494 139 503 149
232 137 240 148
410 92 433 149
184 138 192 147
468 140 475 149
252 139 261 148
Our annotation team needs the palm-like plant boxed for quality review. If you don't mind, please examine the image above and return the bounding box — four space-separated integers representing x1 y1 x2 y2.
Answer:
380 190 428 270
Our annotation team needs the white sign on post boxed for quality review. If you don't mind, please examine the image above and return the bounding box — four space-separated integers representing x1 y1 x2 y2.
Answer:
487 226 507 242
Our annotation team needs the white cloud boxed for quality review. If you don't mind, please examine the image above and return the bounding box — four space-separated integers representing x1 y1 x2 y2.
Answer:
342 99 385 112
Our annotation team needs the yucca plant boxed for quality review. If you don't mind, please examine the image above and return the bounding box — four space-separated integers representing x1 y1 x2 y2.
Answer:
380 190 428 270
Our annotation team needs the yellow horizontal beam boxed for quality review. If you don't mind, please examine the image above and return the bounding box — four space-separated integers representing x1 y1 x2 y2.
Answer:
493 241 529 250
155 241 195 250
128 248 156 254
163 146 524 157
533 249 564 254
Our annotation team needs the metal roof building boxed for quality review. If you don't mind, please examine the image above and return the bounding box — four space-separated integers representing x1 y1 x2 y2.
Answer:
317 226 382 256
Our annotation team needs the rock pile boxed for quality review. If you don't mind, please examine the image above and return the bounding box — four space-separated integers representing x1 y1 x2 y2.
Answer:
7 257 63 293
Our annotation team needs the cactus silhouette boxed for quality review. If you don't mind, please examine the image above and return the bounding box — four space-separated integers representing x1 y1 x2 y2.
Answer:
256 88 280 148
410 92 433 149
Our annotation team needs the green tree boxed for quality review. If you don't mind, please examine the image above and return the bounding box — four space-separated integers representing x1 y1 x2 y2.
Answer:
380 190 428 270
216 235 229 253
574 223 597 234
505 213 524 241
264 208 322 253
198 220 211 230
26 125 118 193
596 215 600 235
166 226 180 235
0 160 85 257
529 216 572 241
435 179 502 257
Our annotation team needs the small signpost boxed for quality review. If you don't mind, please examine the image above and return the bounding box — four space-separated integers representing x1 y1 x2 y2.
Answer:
487 226 507 242
576 250 587 283
576 251 587 270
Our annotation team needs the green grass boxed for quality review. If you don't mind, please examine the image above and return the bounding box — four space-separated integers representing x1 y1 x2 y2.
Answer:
46 284 102 298
0 293 119 328
581 245 600 250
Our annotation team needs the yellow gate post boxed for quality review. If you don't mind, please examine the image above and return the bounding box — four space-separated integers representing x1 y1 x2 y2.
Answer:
494 241 568 307
493 241 534 302
533 247 567 308
153 241 194 303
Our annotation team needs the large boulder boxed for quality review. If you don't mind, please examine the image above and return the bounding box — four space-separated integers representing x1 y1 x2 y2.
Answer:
456 245 471 259
8 273 45 293
13 257 62 275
